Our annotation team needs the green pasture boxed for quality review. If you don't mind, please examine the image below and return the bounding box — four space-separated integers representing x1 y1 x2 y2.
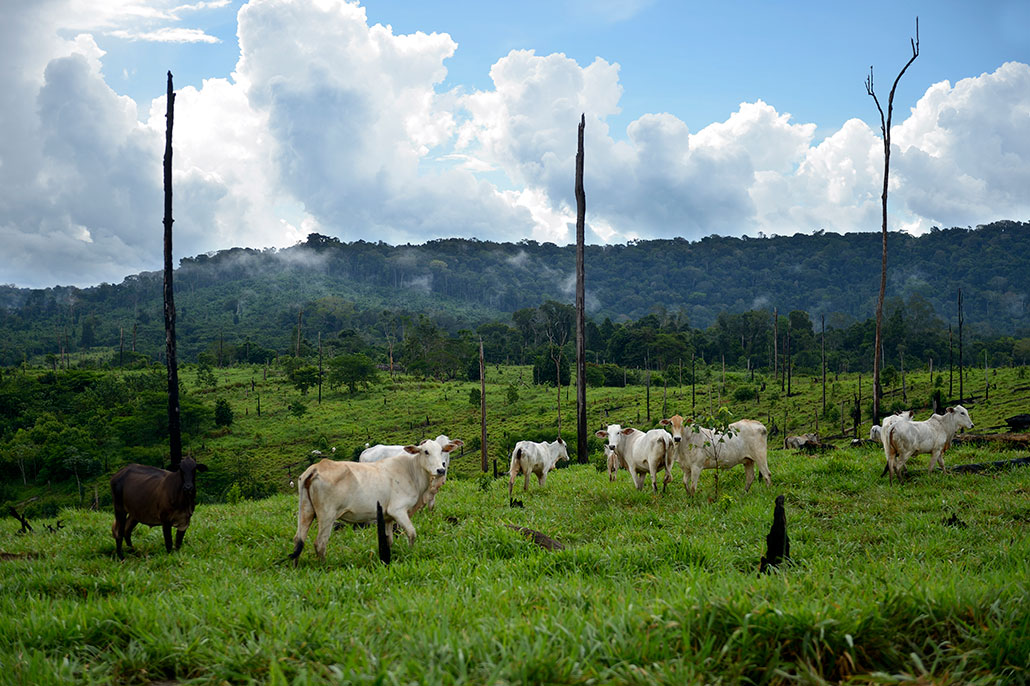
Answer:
2 442 1029 684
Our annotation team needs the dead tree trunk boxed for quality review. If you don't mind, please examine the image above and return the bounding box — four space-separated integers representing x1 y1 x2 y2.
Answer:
867 17 919 424
480 339 487 472
575 114 588 464
821 315 826 416
958 288 964 401
162 71 183 470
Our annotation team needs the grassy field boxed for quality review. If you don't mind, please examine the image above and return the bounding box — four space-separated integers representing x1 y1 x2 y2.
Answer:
2 441 1029 684
3 362 1029 683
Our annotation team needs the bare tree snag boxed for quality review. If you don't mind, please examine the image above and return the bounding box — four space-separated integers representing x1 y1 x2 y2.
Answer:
867 17 919 424
162 71 183 470
575 114 588 464
480 339 487 472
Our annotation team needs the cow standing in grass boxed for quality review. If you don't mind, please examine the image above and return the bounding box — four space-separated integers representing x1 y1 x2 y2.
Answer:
596 424 674 493
661 415 770 495
507 438 569 499
290 439 457 563
110 456 208 559
886 406 973 481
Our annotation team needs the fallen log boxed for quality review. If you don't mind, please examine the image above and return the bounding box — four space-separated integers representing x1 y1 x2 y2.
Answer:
947 457 1030 474
504 524 564 551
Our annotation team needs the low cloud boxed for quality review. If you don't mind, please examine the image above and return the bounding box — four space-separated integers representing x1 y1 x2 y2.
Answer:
0 0 1027 289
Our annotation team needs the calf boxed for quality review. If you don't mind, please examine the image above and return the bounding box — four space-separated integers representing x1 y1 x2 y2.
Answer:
596 424 673 493
886 405 973 481
507 438 569 499
661 415 770 495
604 442 628 482
290 439 457 562
110 456 208 560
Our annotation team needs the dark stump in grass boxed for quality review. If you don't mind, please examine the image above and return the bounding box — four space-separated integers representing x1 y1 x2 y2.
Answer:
759 495 790 575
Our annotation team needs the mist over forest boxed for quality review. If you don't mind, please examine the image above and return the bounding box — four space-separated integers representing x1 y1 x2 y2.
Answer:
1 220 1027 368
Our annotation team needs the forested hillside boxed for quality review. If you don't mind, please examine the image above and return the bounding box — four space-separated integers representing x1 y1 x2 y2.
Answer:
1 220 1027 366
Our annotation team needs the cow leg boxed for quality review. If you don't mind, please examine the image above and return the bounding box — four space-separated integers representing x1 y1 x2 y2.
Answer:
690 465 703 495
161 523 174 553
174 527 187 550
524 470 531 492
123 518 138 549
313 515 334 561
389 508 417 546
112 509 127 560
538 470 547 487
630 469 644 491
508 464 520 501
743 460 756 492
758 457 772 486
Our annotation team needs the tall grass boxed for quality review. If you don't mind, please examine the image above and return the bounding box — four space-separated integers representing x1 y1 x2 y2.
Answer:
2 445 1028 684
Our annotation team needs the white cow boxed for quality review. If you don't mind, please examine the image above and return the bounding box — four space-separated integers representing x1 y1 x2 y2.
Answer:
869 425 882 442
885 405 973 480
877 410 913 476
290 439 458 562
660 414 770 495
360 435 464 511
595 424 673 493
507 438 570 499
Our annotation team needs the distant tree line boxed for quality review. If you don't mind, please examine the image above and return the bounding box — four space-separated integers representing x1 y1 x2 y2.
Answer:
2 221 1029 367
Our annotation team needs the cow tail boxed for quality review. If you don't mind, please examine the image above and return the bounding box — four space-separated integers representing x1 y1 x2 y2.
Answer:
290 468 319 562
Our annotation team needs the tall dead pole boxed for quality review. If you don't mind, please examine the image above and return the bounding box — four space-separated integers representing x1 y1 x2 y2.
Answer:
162 71 182 469
821 314 826 416
866 16 919 424
575 114 588 463
479 339 487 472
958 288 964 401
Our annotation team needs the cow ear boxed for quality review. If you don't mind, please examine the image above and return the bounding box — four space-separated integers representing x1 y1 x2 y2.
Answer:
195 463 209 472
659 418 670 426
595 430 608 438
946 407 954 413
404 445 420 455
442 442 458 453
623 427 638 435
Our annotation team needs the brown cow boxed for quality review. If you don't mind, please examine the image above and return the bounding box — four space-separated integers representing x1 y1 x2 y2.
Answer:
110 456 208 559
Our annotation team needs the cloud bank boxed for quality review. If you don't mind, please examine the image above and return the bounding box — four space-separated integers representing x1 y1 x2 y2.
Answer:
1 0 1028 288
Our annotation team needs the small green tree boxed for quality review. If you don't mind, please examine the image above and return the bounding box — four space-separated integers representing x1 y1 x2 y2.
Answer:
327 353 378 393
688 406 737 499
506 383 519 405
195 362 217 388
469 387 481 406
214 399 233 427
289 365 320 395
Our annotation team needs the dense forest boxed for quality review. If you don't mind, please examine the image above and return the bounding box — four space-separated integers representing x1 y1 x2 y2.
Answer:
1 221 1028 369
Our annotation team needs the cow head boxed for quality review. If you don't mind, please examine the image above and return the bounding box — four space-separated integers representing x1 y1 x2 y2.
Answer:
171 456 209 494
947 405 974 430
595 424 637 452
405 440 449 477
659 415 689 443
552 438 569 462
436 436 464 473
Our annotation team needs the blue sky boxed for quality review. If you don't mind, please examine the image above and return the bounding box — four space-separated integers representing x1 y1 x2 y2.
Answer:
2 0 1029 288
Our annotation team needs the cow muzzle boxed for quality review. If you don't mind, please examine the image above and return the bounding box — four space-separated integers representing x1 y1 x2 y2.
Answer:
673 436 681 443
436 468 446 476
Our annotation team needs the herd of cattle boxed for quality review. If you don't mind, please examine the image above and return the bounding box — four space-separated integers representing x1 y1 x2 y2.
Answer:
107 405 974 561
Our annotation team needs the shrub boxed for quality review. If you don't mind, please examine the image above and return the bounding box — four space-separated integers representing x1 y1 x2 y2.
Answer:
214 399 233 427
